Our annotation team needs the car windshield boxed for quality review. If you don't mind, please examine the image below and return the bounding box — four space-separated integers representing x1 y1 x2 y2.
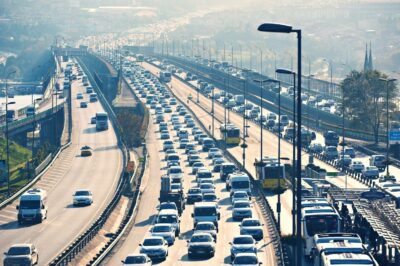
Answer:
191 235 213 243
194 207 217 216
234 192 248 198
203 194 217 201
242 220 261 227
7 246 31 255
233 237 254 245
189 189 201 194
157 215 177 224
160 203 176 210
232 181 250 189
75 191 90 196
19 200 40 209
196 223 215 230
143 238 163 246
234 256 258 264
153 225 171 233
124 256 147 264
200 184 213 189
169 168 182 174
234 202 250 208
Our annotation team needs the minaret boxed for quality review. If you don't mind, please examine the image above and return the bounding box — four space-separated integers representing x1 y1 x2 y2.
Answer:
363 43 369 72
368 42 373 71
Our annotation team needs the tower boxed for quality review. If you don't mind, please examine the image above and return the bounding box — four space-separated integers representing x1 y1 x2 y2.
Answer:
363 43 369 72
368 42 373 71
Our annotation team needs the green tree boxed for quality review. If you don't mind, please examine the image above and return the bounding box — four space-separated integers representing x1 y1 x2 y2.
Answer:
341 70 397 143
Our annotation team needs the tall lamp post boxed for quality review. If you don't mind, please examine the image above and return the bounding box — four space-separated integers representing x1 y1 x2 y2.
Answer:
254 78 269 161
5 70 16 197
379 77 397 178
258 22 303 265
31 97 42 166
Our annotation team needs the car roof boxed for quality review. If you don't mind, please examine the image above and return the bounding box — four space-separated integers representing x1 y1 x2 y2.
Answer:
10 244 32 248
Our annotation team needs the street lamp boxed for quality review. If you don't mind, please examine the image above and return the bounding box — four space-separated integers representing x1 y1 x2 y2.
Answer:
31 98 42 162
379 77 397 178
254 78 269 162
258 22 303 265
5 70 16 197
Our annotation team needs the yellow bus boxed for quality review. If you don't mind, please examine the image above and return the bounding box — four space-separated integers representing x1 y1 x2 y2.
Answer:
220 123 241 145
254 157 288 190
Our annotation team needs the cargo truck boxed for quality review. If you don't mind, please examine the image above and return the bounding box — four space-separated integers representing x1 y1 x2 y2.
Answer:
159 175 185 215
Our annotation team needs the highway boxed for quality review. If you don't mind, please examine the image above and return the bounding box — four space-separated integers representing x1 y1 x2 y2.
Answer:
141 61 367 236
103 66 276 265
0 62 123 265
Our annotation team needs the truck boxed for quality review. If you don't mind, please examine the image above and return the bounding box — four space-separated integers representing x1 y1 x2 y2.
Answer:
159 175 185 215
17 188 47 224
95 112 109 131
323 131 339 147
159 71 172 83
234 95 245 105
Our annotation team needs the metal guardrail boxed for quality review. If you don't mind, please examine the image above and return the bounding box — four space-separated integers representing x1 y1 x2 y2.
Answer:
48 57 130 265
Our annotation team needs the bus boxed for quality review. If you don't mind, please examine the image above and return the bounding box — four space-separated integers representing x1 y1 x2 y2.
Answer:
254 157 288 190
220 123 241 145
136 54 144 62
159 71 172 83
301 198 341 258
312 233 378 266
95 112 109 131
323 131 339 147
6 110 17 122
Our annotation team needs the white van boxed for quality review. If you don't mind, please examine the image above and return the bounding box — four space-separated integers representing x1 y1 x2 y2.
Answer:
227 172 251 197
17 188 47 224
156 209 180 236
192 202 220 228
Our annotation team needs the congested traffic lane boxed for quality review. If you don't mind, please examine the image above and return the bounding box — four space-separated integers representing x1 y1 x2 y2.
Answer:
103 66 275 265
0 62 123 265
142 62 367 236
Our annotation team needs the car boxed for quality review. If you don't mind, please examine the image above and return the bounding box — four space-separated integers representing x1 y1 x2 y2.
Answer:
187 187 203 204
91 116 96 124
158 202 179 215
179 139 190 149
334 155 352 168
187 233 216 259
185 143 196 154
194 221 218 241
160 133 170 140
188 155 201 166
208 148 220 159
86 86 93 93
344 147 356 158
121 254 152 266
73 189 93 206
212 158 225 172
362 166 379 179
80 145 92 156
308 143 323 153
165 107 172 113
76 93 83 99
192 162 205 174
199 183 216 194
349 160 365 172
3 244 39 266
139 236 168 261
231 191 250 205
240 218 264 241
370 154 386 170
232 200 252 221
232 253 261 266
230 235 257 261
163 140 174 151
202 193 218 203
323 146 338 159
80 101 88 108
150 224 176 245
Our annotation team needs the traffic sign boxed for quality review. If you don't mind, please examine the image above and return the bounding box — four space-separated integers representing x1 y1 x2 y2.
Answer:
389 131 400 141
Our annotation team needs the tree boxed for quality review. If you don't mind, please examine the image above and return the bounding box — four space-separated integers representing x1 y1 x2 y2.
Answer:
341 70 397 143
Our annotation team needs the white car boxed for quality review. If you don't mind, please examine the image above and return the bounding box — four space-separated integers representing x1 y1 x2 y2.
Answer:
232 200 252 221
362 166 379 179
73 189 93 206
150 224 176 245
3 244 39 266
231 191 250 205
349 161 365 172
139 236 168 261
240 218 264 241
232 253 261 266
194 221 218 241
230 235 257 260
121 254 152 265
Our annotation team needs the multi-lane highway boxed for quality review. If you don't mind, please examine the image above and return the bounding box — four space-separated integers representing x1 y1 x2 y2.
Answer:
141 61 368 236
103 63 276 265
0 61 123 265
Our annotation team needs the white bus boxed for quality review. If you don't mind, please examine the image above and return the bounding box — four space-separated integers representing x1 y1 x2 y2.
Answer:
159 71 172 83
95 112 109 131
302 198 341 258
312 233 378 266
